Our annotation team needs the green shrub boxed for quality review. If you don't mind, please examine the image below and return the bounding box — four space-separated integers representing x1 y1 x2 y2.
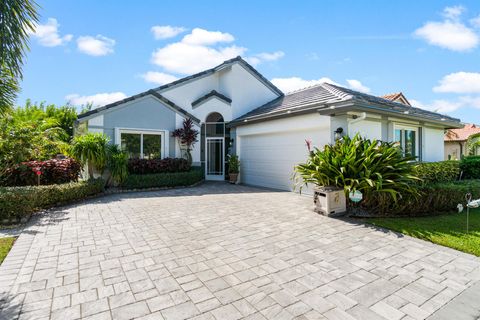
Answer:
361 180 480 216
414 161 460 184
123 168 203 189
460 156 480 179
294 134 419 201
107 144 128 186
0 179 105 222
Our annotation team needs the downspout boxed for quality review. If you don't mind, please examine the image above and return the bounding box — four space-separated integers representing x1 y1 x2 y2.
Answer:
348 112 367 125
347 112 367 136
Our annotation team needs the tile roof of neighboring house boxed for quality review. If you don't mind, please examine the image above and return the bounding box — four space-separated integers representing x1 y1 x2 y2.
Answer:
77 56 282 121
191 90 232 108
445 123 480 142
380 92 411 106
230 83 461 127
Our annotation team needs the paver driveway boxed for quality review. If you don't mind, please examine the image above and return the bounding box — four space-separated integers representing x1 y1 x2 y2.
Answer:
1 182 479 320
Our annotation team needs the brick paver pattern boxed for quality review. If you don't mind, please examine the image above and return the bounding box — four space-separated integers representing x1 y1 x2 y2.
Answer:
1 183 479 320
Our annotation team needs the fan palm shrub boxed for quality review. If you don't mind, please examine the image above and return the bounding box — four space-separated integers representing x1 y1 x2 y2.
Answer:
294 134 419 201
70 133 109 179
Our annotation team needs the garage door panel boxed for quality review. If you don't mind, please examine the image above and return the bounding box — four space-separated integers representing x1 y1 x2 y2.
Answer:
239 128 329 191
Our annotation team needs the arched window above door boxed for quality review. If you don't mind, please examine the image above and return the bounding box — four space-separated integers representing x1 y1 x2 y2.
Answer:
206 112 224 123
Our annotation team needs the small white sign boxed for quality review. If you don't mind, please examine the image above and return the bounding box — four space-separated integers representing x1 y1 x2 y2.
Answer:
349 190 363 203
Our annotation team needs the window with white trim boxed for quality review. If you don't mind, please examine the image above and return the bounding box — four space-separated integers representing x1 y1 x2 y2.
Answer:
394 125 418 159
119 130 164 159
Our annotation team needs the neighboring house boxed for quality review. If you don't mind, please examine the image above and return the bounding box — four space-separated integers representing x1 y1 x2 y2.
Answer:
381 92 412 106
76 56 462 191
444 123 480 160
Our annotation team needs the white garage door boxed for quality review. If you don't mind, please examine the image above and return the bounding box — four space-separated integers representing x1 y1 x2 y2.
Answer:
239 128 329 191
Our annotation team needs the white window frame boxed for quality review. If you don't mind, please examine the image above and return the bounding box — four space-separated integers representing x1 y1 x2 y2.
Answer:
115 128 169 159
393 124 419 159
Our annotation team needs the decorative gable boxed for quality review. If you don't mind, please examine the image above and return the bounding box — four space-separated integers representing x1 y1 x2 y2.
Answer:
191 90 232 109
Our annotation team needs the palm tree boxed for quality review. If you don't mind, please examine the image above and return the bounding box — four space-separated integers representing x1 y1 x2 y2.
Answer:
0 0 39 115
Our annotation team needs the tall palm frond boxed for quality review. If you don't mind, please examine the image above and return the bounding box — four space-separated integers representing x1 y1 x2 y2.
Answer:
0 0 39 115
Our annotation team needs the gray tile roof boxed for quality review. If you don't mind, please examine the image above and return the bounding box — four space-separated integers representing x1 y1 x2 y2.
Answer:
77 56 282 122
231 82 461 126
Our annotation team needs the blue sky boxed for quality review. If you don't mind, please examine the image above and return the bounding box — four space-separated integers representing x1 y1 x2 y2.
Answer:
19 0 480 123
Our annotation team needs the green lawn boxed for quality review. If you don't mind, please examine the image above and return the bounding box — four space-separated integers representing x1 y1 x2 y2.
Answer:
366 208 480 257
0 237 15 265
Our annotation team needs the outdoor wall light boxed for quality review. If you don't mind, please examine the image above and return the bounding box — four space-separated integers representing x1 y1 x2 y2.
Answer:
334 127 344 141
229 138 234 147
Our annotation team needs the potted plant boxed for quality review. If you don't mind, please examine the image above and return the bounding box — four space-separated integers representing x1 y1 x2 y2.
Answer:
172 118 199 166
227 154 240 184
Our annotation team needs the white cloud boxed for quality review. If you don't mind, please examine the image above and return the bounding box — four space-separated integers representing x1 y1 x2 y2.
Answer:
30 18 72 47
414 6 479 52
411 98 462 113
433 72 480 93
65 92 127 106
151 25 186 39
181 28 234 45
414 21 478 51
141 71 178 85
410 96 480 113
149 28 283 75
255 51 285 61
346 79 370 93
77 35 115 56
443 5 465 20
471 15 480 28
245 51 285 66
152 42 246 74
409 99 425 109
271 77 370 94
270 77 338 93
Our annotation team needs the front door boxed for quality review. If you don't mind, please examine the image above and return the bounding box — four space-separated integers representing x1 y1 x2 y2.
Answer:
205 137 224 180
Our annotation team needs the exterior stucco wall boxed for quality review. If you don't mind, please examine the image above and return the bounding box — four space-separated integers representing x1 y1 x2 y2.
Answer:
219 64 279 119
348 119 383 140
423 127 445 162
160 73 220 114
88 96 180 158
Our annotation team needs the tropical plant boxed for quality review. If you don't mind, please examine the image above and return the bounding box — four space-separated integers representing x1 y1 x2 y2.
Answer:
0 114 69 168
172 118 199 166
0 0 39 115
70 133 109 179
294 134 420 201
106 144 128 186
227 154 240 174
466 132 480 156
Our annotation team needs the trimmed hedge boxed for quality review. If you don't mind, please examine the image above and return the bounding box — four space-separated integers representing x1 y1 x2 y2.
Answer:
0 179 105 223
127 158 190 175
123 168 203 189
413 161 460 184
361 180 480 216
1 158 81 186
460 156 480 179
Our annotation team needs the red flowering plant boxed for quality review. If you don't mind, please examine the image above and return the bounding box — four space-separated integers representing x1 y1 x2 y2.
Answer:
171 118 199 166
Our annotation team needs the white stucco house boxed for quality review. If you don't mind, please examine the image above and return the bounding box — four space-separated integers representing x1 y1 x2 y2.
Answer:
76 56 462 191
